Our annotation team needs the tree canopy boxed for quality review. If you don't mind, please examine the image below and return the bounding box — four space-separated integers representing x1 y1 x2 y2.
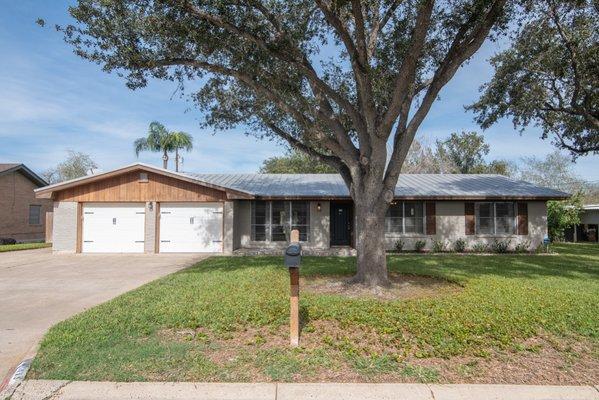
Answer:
401 132 514 175
260 151 337 173
134 121 193 170
42 150 98 184
469 0 598 157
57 0 516 286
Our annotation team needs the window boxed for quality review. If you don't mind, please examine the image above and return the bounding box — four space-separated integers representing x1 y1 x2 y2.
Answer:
475 202 494 234
385 202 425 235
385 202 403 235
29 205 41 225
250 201 310 242
475 202 516 235
291 201 310 242
404 202 424 234
251 201 269 241
271 201 290 242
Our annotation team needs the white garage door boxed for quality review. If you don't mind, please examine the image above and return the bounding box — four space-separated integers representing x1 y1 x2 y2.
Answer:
159 203 223 253
82 203 146 253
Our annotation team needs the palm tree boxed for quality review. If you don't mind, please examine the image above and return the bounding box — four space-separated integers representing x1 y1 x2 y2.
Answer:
170 131 193 172
134 122 175 169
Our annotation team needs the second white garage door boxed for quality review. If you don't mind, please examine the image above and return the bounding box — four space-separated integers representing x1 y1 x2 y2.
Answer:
159 203 223 253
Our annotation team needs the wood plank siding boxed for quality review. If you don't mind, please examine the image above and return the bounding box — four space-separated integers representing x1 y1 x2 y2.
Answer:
54 170 227 202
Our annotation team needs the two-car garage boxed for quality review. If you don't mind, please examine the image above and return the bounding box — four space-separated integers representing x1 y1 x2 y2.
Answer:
81 202 224 253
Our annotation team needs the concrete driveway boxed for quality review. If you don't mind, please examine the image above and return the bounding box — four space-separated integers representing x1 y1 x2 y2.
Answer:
0 248 207 383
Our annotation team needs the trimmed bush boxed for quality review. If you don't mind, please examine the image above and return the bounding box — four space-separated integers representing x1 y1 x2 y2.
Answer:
472 242 488 253
394 240 405 252
491 239 511 253
414 240 427 253
514 240 531 254
431 240 447 253
453 238 467 253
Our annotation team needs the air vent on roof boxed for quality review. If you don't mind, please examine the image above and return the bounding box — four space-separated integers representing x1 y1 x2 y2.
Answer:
139 172 149 182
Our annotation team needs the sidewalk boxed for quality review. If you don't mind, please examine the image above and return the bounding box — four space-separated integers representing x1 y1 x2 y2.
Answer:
6 380 599 400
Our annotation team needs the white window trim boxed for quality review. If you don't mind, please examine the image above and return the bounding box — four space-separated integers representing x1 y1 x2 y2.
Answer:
475 202 517 236
250 201 310 242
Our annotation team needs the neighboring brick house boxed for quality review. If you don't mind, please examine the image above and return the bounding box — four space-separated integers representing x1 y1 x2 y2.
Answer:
0 163 52 242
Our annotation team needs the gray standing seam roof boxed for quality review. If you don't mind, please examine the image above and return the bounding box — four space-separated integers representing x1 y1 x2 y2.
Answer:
184 172 569 199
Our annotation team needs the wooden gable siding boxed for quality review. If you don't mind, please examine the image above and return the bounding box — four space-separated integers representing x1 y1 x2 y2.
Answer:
54 171 226 202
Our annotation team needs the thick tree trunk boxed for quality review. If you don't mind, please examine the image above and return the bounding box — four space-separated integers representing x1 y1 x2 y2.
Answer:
175 148 180 172
350 196 390 287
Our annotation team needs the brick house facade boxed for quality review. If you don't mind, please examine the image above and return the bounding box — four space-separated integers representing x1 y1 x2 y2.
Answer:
0 164 52 242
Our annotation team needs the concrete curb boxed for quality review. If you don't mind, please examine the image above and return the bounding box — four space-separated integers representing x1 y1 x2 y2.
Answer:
6 380 599 400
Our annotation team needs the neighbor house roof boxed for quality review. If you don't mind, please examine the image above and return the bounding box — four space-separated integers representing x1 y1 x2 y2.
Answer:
0 163 47 187
186 172 569 200
34 162 569 200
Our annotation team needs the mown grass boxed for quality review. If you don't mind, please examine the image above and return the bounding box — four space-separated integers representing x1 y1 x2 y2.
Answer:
0 242 50 252
29 243 599 382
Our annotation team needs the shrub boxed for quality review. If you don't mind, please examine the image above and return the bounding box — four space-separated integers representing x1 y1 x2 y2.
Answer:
414 240 427 252
514 240 531 254
453 238 467 253
431 240 446 253
491 239 511 253
471 242 488 253
394 240 405 252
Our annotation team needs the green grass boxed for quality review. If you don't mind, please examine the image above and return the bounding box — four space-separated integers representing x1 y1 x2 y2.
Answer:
0 242 50 252
29 243 599 382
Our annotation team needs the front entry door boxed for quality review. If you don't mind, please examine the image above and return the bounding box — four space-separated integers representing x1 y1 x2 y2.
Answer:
330 202 352 246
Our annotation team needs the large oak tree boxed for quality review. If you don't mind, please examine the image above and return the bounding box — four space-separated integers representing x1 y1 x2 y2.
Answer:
59 0 514 286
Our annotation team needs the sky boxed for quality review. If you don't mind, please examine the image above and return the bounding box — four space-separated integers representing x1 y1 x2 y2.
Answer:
1 1 597 181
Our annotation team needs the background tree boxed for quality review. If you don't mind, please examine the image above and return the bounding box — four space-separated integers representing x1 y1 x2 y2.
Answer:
42 150 98 184
402 132 514 175
59 0 514 287
170 131 194 172
436 131 490 173
547 192 583 242
516 150 586 194
469 0 598 156
260 150 337 173
135 122 175 169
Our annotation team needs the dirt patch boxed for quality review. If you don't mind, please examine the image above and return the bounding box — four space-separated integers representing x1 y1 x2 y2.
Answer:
157 324 598 384
301 272 461 300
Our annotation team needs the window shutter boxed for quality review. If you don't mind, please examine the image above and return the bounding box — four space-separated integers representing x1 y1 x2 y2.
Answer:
465 202 475 235
517 202 528 235
426 202 436 235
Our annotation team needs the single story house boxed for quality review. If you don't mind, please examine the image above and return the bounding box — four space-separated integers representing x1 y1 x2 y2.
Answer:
35 163 568 254
565 204 599 243
0 163 52 242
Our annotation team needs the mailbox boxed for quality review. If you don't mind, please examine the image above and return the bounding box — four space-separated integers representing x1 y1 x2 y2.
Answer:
285 242 302 268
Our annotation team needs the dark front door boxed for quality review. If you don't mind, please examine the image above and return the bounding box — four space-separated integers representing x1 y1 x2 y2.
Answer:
330 202 352 246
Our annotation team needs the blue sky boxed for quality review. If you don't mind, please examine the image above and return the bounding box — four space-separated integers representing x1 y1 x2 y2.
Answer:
1 1 597 180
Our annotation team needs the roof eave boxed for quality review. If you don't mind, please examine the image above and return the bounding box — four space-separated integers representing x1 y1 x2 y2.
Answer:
34 163 254 199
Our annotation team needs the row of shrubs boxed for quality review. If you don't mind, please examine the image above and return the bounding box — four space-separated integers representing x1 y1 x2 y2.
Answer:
394 238 534 254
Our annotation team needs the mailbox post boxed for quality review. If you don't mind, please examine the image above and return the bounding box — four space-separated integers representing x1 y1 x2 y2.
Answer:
285 229 301 347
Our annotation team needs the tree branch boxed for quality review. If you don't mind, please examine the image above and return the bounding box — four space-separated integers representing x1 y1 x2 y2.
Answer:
378 0 434 136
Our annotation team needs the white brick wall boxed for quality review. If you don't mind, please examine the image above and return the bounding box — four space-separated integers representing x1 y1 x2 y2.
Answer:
52 202 78 252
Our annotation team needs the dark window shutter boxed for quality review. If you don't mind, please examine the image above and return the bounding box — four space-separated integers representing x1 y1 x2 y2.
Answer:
517 202 528 235
426 202 436 235
465 202 475 235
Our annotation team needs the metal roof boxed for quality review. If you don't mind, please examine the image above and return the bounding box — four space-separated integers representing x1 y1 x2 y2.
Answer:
185 172 569 199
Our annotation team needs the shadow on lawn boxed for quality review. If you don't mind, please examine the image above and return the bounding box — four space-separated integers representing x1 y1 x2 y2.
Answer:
183 244 598 282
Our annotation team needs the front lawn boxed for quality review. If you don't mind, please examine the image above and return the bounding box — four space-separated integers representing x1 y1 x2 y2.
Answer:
0 242 50 252
29 243 599 384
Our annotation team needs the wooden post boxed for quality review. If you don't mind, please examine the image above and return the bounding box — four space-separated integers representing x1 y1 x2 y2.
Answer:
289 229 300 347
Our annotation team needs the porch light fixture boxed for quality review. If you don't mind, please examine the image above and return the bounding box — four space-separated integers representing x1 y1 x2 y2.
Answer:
317 203 322 212
149 202 154 211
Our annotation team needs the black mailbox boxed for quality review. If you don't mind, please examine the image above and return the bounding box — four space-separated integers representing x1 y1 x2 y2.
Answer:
284 242 302 268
